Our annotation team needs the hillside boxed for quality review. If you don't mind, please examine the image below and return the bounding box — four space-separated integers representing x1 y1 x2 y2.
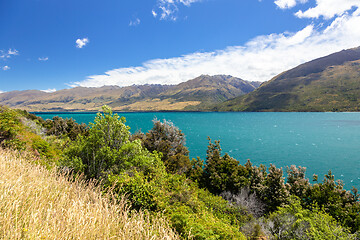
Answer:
0 148 179 239
1 106 357 239
0 75 258 112
214 47 360 112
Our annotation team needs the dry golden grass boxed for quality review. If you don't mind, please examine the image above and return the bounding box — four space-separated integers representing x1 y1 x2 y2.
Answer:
0 148 179 240
114 99 201 111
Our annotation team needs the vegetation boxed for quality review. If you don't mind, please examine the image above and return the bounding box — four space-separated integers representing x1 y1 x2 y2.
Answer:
0 106 61 166
61 106 247 239
0 148 179 240
134 118 191 174
43 116 88 140
1 105 359 239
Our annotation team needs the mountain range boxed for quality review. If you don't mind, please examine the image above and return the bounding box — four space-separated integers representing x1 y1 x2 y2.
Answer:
0 75 259 111
2 46 360 112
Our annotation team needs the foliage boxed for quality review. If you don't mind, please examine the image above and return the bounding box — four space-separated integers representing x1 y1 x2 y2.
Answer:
261 164 290 212
44 116 88 140
139 119 191 174
0 106 60 165
267 197 355 240
202 138 249 194
303 170 360 233
107 170 248 240
186 157 205 183
3 105 358 238
0 106 23 148
62 105 163 179
0 148 179 240
221 188 265 218
286 165 310 200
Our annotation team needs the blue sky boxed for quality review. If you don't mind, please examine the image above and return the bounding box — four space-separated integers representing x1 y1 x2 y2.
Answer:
1 0 360 92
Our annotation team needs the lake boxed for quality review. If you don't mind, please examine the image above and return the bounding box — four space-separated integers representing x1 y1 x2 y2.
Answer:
35 112 360 190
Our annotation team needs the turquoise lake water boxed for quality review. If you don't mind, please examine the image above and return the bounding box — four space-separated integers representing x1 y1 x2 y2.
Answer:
35 112 360 190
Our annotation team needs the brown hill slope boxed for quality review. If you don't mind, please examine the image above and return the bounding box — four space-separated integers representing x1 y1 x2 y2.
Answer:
0 75 259 111
214 46 360 112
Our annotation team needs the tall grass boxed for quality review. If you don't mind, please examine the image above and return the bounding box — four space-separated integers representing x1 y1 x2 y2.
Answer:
0 148 179 240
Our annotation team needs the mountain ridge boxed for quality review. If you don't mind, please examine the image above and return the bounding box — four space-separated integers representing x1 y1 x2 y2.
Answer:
214 46 360 112
0 75 258 112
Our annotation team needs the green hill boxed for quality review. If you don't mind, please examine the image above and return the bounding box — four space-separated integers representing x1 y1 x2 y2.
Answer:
214 46 360 112
0 75 258 112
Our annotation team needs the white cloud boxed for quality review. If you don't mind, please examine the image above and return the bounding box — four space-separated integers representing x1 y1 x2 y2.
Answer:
38 57 49 61
296 0 360 19
275 0 308 9
2 66 10 71
152 10 158 17
155 0 202 20
8 49 18 56
275 0 296 9
40 88 57 93
0 49 19 59
129 18 141 26
71 4 360 88
76 38 89 48
0 90 5 94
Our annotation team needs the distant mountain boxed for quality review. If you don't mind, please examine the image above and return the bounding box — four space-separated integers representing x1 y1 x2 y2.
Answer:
0 75 259 111
214 47 360 112
159 75 258 110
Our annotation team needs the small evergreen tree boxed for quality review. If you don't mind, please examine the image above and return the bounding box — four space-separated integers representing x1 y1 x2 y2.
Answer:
203 138 249 194
261 164 289 212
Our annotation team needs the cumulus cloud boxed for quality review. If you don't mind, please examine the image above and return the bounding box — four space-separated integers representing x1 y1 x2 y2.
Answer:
295 0 360 19
70 3 360 88
275 0 308 9
129 18 141 26
0 49 19 59
2 66 10 71
38 57 49 61
154 0 202 20
76 38 89 48
0 90 5 94
40 88 57 93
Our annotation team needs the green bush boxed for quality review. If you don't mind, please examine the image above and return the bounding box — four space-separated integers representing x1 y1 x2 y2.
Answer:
139 119 191 174
268 196 354 240
107 169 248 240
61 105 163 179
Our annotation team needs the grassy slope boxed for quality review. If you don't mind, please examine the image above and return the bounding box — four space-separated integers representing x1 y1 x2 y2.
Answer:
0 106 248 239
0 148 179 240
215 47 360 112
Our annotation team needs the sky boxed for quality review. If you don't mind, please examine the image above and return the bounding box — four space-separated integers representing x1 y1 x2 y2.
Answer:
1 0 360 93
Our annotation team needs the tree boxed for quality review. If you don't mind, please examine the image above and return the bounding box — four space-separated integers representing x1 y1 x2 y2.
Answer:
203 138 249 194
141 119 191 174
186 157 204 184
286 165 310 200
304 170 360 233
267 196 354 240
44 116 88 140
261 164 289 212
61 106 163 179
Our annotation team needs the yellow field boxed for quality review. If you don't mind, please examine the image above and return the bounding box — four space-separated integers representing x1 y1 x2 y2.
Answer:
0 148 179 240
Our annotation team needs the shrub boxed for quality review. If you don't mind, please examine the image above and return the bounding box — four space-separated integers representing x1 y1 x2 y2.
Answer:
62 105 163 179
267 197 354 240
140 119 191 174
